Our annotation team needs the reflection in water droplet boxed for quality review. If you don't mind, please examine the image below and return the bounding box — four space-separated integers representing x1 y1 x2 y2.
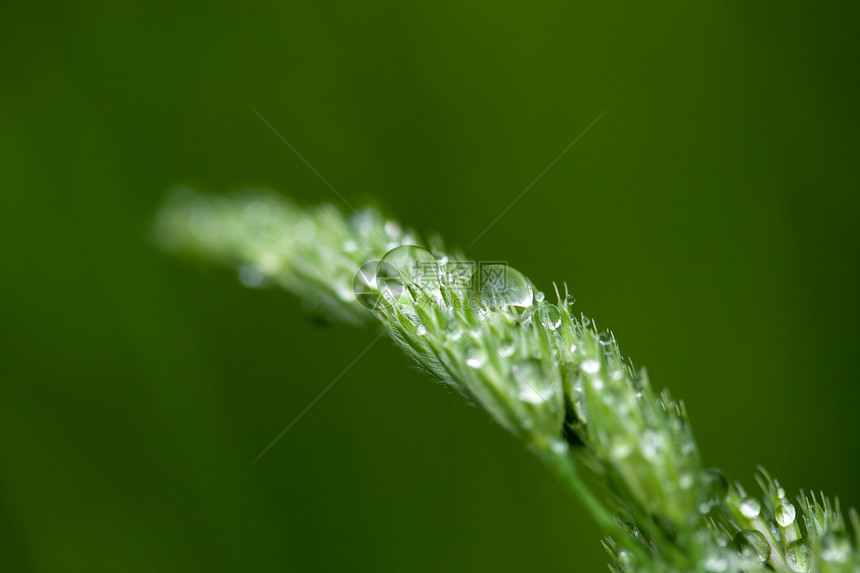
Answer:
470 264 533 308
733 529 770 564
785 539 811 572
820 531 850 563
377 245 441 304
740 497 761 518
776 503 796 527
538 303 562 330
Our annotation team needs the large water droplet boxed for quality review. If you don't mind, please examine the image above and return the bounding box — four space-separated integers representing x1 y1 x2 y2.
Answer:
538 303 562 330
732 529 770 564
740 496 762 518
470 264 533 308
377 246 441 304
820 531 851 563
785 539 811 572
775 503 796 527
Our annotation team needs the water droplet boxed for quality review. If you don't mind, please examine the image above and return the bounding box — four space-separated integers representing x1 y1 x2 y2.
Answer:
550 439 568 455
679 473 694 489
449 328 463 341
416 325 427 336
739 497 762 518
785 539 811 572
820 531 850 563
700 468 728 513
641 430 664 459
384 220 401 239
581 359 601 375
352 261 383 309
377 246 441 304
238 265 266 288
466 348 485 369
565 294 576 311
538 303 562 330
518 385 553 404
470 264 533 308
342 239 357 253
498 342 516 358
733 529 770 564
611 440 633 459
569 343 577 354
775 503 796 527
776 483 786 499
703 552 728 572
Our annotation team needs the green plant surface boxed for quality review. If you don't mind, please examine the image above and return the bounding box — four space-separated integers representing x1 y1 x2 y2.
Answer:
156 188 860 573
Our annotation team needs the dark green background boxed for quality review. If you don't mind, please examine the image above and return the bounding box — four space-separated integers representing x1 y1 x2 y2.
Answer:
1 2 858 571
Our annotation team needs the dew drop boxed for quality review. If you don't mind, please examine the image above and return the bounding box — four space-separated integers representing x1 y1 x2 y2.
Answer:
820 531 851 563
700 468 728 513
581 359 601 375
732 529 770 564
538 303 562 330
565 294 576 311
352 260 383 309
775 503 796 527
377 245 441 304
465 348 485 369
238 265 266 288
641 430 664 459
416 325 427 336
703 552 728 572
785 539 811 572
383 220 401 239
498 343 516 358
679 473 694 490
739 497 761 518
470 264 533 308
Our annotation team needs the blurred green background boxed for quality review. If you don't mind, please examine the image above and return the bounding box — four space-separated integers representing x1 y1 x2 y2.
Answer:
1 2 859 571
